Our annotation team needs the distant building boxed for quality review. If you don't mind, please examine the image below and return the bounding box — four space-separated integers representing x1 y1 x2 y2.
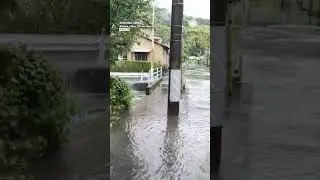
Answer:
120 36 170 65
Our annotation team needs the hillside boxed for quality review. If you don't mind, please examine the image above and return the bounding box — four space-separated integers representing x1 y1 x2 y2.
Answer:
154 6 209 59
155 7 210 26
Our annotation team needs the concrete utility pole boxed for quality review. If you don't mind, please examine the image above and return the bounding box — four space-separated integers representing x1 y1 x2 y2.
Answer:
226 0 233 98
210 0 227 174
167 0 183 116
308 0 313 25
151 0 156 67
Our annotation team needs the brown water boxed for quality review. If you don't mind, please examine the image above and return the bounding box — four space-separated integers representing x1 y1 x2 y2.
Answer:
110 67 210 180
27 66 210 180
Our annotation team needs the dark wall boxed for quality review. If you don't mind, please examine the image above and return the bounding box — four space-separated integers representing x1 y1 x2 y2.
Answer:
41 50 99 73
39 50 107 93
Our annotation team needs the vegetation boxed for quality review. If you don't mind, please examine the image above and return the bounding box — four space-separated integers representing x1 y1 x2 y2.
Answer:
110 77 133 124
0 0 107 34
0 44 74 179
153 6 210 60
183 25 210 58
111 61 153 72
0 0 150 64
111 61 165 72
110 0 152 63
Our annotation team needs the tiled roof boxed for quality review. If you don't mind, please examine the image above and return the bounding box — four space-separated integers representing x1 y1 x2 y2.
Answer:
141 36 170 49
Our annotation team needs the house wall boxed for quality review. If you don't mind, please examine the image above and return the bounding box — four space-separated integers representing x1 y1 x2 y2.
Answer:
126 37 169 65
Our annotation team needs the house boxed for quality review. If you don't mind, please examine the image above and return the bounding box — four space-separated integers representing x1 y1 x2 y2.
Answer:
121 36 170 65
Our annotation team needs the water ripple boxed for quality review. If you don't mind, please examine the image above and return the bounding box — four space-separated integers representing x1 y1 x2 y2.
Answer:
111 66 210 179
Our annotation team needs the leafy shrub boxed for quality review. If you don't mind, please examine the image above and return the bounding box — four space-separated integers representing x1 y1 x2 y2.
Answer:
162 64 169 73
0 44 74 176
111 61 152 72
110 77 133 124
153 61 168 74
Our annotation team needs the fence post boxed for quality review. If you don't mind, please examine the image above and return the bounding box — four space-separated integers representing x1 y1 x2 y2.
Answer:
149 69 152 86
160 66 163 79
157 67 160 79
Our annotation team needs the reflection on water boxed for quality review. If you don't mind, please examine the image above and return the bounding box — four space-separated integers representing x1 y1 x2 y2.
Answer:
110 66 210 179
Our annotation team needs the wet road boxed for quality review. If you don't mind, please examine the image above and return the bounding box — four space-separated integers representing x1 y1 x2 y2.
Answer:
219 26 320 180
110 67 210 179
28 95 109 180
27 26 320 180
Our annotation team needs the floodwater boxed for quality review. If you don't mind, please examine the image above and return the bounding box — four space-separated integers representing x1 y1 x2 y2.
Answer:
218 24 320 180
235 26 320 180
110 66 210 179
28 94 109 180
27 26 320 179
132 90 146 103
27 66 210 180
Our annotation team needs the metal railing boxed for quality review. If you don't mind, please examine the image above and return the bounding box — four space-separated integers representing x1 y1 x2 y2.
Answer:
141 66 163 86
111 66 163 86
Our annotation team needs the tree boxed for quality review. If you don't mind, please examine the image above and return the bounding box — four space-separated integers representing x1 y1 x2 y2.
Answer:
110 0 151 62
0 0 18 22
0 0 108 33
183 25 209 57
155 23 170 44
152 5 210 60
0 0 17 12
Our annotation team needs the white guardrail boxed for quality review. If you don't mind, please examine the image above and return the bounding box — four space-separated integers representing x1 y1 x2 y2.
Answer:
110 66 163 86
141 66 163 86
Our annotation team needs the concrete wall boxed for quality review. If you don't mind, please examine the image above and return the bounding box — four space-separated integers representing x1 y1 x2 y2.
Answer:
41 50 99 73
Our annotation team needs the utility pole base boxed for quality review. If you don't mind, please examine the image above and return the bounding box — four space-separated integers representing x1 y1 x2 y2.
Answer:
210 126 222 174
167 102 179 116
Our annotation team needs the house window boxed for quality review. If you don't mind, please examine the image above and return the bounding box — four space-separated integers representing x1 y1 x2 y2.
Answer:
134 52 148 61
123 54 128 60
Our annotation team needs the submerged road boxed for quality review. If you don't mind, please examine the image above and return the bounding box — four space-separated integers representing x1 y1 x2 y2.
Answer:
220 26 320 180
27 26 320 180
110 67 210 179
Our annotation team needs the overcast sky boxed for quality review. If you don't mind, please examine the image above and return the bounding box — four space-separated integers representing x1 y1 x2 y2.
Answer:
155 0 210 19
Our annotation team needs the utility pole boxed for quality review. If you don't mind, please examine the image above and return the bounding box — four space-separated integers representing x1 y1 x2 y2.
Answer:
226 0 233 98
210 0 227 174
308 0 313 25
243 0 249 34
151 0 156 67
167 0 183 116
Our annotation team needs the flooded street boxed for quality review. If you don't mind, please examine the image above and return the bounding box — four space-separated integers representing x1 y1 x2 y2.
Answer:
28 118 110 180
219 26 320 180
27 26 320 179
110 66 210 179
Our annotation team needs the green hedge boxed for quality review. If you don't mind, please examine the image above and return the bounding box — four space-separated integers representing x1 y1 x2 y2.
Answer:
111 61 152 72
111 60 166 72
0 44 74 178
110 77 133 124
